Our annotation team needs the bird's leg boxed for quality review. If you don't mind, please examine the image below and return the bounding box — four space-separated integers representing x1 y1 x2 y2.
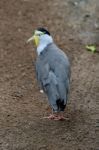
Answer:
43 110 58 120
53 112 68 121
43 111 68 121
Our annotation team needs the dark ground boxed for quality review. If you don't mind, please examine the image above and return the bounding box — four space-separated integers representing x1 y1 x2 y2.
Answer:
0 0 99 150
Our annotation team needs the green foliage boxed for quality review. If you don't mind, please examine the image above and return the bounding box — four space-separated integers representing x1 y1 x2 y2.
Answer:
86 45 96 53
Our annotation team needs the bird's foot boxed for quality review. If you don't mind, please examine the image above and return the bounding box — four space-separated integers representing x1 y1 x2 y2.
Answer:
43 114 68 121
53 115 67 121
43 114 58 120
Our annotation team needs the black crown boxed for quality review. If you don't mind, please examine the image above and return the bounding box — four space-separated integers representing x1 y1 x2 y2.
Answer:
37 27 50 36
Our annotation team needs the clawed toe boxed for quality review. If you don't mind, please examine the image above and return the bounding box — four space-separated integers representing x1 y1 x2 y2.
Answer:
53 116 67 121
42 114 68 121
43 114 57 120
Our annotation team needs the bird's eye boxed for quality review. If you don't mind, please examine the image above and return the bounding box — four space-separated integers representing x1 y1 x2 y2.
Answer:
38 34 41 36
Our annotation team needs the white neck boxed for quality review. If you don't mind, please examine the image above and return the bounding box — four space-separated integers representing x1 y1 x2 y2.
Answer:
37 35 53 55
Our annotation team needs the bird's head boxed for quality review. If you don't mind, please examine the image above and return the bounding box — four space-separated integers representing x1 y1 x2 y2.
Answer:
27 28 52 47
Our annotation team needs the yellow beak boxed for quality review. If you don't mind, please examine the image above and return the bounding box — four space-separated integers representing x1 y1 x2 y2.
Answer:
27 35 39 46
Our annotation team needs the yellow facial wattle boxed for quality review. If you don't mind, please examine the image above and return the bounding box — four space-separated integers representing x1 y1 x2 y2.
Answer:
34 35 39 46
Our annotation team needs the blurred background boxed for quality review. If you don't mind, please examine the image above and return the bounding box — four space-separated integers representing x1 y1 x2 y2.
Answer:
0 0 99 150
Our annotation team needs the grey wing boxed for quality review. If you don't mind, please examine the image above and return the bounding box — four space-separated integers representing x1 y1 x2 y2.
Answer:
36 62 60 111
36 61 70 112
36 62 57 92
54 64 70 104
50 52 71 102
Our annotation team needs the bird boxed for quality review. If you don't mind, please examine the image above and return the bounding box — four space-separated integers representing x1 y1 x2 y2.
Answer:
27 27 71 120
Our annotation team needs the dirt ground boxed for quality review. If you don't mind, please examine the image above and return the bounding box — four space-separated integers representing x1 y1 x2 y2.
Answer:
0 0 99 150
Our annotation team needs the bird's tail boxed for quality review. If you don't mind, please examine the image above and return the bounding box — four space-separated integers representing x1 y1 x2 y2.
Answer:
56 99 66 112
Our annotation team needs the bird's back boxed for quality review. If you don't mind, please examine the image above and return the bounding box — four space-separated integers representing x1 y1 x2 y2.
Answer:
36 43 70 112
39 43 70 78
